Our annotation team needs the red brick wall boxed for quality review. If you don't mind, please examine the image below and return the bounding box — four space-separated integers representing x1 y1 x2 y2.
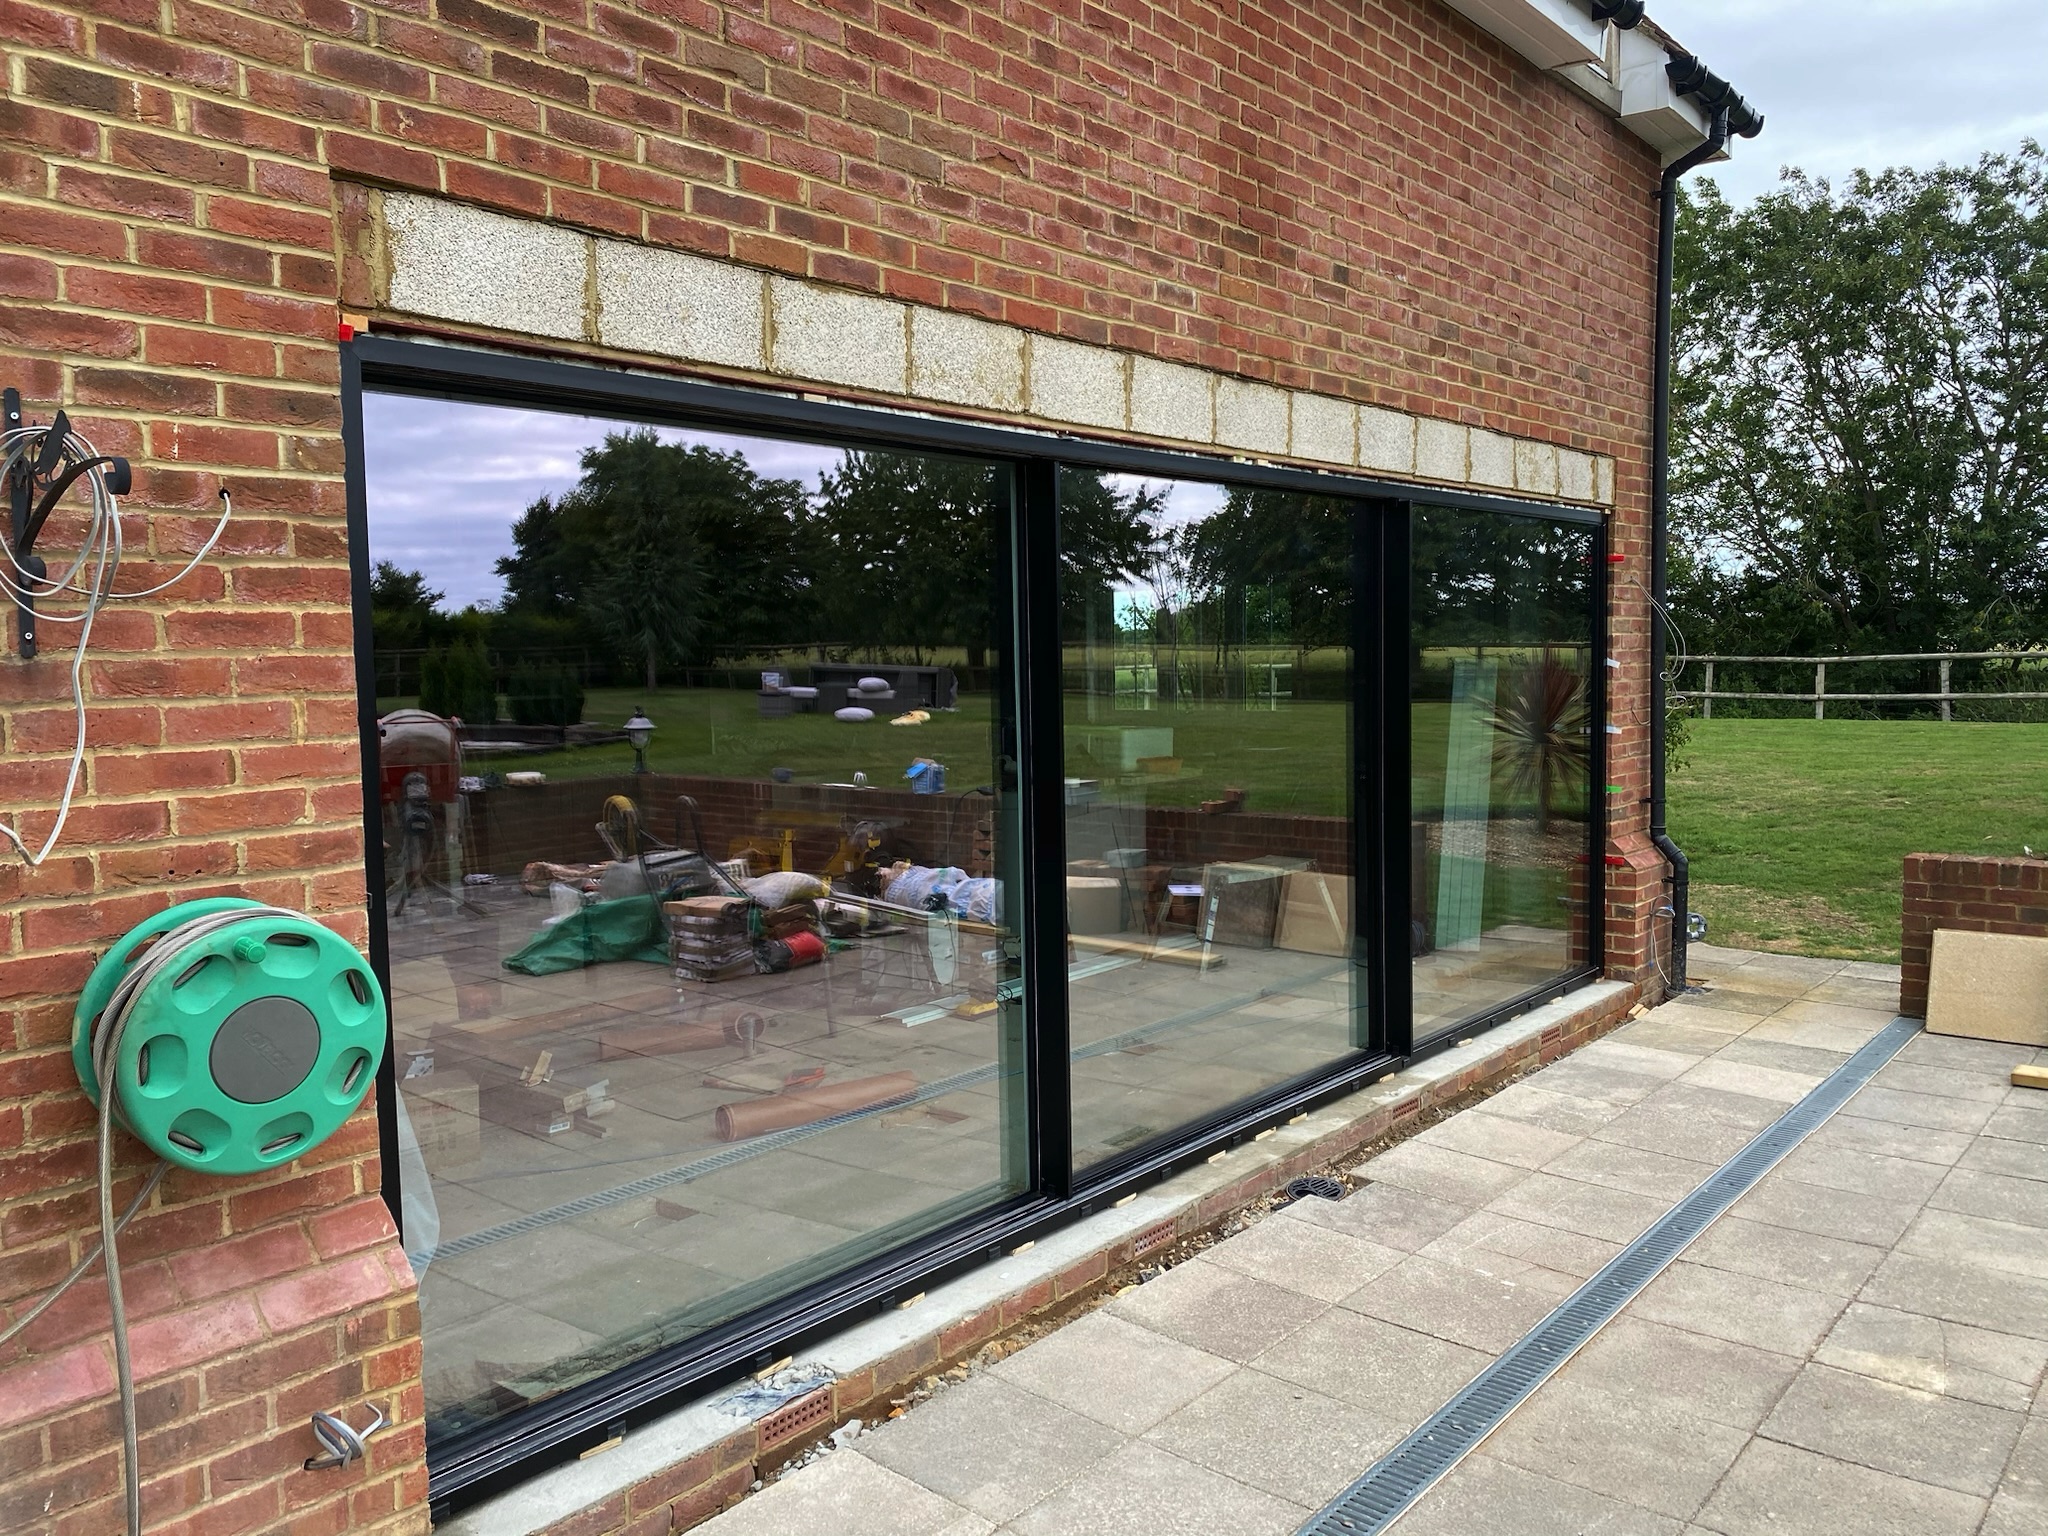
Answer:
1 0 1666 1528
1899 853 2048 1017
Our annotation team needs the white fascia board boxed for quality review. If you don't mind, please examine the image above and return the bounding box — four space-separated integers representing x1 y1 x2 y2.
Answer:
1616 22 1710 160
1441 0 1605 71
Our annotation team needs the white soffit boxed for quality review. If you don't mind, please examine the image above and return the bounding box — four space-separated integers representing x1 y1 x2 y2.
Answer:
1443 0 1605 71
1616 23 1711 159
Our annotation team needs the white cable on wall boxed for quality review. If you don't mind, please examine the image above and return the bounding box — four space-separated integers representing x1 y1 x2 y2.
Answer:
0 422 231 865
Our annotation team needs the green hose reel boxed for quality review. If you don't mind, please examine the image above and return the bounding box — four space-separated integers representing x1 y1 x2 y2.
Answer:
72 898 387 1175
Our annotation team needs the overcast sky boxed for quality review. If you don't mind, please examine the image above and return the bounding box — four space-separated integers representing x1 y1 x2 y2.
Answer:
1650 0 2047 204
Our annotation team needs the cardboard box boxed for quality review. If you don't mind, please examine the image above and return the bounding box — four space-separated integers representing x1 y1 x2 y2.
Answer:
1067 876 1123 935
405 1072 480 1167
1927 928 2048 1046
1274 871 1352 957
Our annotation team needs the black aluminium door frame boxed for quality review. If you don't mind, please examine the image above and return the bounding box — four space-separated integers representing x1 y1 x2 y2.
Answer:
339 334 1609 1508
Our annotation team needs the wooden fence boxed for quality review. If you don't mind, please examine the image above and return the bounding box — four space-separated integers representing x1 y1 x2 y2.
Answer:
1682 650 2048 720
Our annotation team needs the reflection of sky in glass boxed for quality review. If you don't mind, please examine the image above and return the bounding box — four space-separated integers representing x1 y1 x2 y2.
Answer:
1098 473 1226 606
361 394 840 609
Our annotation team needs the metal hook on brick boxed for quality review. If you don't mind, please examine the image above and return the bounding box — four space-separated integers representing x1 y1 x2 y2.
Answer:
304 1403 388 1471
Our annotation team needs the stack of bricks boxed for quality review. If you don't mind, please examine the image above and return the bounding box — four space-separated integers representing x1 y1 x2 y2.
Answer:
0 0 1671 1529
1899 853 2048 1017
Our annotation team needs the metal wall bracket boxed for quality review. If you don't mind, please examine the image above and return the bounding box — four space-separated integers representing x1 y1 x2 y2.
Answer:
304 1403 388 1471
2 386 134 659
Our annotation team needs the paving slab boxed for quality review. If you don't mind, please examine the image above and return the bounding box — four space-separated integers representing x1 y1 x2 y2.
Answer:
1483 1375 1750 1520
1338 1252 1572 1353
1101 1258 1327 1363
1814 1301 2048 1411
1139 1368 1402 1507
701 1450 989 1536
1001 1440 1300 1536
1555 1315 1803 1432
986 1311 1236 1435
1629 1259 1846 1358
1392 1452 1685 1536
1694 1438 1985 1536
855 1376 1122 1523
1195 1211 1405 1302
1682 1214 1886 1296
1757 1360 2023 1497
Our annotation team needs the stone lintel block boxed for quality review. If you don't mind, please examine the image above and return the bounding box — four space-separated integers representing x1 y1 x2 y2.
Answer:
768 276 907 394
1028 335 1127 430
383 190 587 343
1413 415 1470 483
1290 391 1357 467
1559 447 1597 502
1469 427 1515 488
1926 928 2048 1045
1359 405 1415 473
1214 375 1288 455
595 240 764 371
1130 354 1214 444
909 306 1024 412
1595 455 1616 505
1514 437 1561 496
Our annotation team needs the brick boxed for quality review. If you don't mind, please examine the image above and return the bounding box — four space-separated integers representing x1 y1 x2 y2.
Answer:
136 229 273 284
204 197 334 250
490 48 590 104
258 1252 405 1333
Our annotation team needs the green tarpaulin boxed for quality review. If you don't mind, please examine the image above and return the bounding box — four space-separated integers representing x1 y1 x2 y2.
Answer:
502 894 668 975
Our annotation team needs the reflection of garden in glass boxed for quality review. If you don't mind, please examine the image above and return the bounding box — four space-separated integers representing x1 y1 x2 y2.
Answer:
363 398 1041 1445
1411 509 1596 1041
1059 471 1360 1170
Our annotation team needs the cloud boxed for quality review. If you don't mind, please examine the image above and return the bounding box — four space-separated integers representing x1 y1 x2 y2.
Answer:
1649 0 2045 202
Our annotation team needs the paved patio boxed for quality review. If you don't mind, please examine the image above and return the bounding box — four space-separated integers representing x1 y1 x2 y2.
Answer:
690 946 2048 1536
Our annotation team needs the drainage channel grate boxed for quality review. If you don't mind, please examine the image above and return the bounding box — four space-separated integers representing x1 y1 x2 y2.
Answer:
1297 1013 1920 1536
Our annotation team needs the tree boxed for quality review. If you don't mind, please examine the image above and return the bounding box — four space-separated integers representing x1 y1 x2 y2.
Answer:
368 561 448 656
809 456 1157 668
493 430 811 682
1671 145 2048 658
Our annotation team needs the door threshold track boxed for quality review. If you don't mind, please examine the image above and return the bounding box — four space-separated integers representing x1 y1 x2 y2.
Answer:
1297 1013 1921 1536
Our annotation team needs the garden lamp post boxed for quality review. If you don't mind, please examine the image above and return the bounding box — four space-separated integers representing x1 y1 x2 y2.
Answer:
625 707 655 775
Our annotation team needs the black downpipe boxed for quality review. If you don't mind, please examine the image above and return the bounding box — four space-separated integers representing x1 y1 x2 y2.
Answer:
1648 106 1730 996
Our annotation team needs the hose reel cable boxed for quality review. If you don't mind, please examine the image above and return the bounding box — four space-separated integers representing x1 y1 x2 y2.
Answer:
0 419 232 866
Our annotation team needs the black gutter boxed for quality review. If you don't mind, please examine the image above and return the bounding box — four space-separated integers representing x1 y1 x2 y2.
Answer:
1649 47 1762 995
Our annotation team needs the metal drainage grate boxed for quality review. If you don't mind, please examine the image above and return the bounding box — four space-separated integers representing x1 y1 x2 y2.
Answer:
1296 1013 1920 1536
1285 1176 1346 1202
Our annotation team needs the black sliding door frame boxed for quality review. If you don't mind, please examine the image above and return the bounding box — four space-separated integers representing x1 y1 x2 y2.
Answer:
342 335 1607 1514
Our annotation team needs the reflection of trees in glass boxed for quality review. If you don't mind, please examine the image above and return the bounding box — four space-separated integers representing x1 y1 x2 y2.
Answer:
1410 511 1593 654
810 457 1158 666
1488 659 1589 832
1182 490 1351 651
496 431 811 683
809 452 997 665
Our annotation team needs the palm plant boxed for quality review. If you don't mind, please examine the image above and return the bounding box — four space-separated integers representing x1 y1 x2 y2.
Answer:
1488 658 1590 834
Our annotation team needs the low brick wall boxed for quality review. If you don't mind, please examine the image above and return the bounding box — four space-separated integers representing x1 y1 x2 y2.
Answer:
1900 853 2048 1016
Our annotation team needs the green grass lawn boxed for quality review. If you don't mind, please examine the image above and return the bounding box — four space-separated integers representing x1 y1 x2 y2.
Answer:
426 686 1367 816
1669 720 2048 961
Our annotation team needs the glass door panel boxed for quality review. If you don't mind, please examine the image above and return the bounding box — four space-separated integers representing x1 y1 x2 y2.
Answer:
1056 469 1361 1170
1410 507 1596 1043
361 394 1028 1442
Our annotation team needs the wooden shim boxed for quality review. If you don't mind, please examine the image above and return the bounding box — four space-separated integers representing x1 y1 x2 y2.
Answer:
1068 934 1225 970
2013 1064 2048 1091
